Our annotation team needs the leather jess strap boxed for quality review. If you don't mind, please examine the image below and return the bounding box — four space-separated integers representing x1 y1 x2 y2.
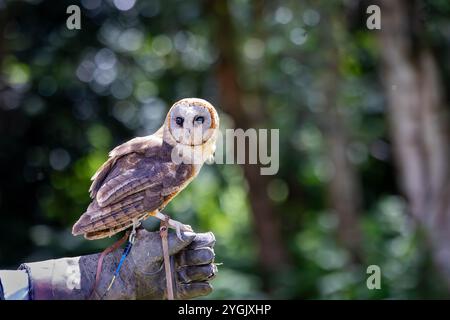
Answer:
160 216 174 300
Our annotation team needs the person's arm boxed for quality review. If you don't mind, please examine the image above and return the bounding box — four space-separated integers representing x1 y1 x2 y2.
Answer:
0 229 216 300
0 270 30 300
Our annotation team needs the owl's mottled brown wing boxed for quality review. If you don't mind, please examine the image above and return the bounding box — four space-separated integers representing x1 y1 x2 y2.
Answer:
72 132 194 239
89 131 163 199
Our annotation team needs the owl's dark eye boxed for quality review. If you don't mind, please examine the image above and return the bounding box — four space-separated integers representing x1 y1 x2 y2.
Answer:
175 117 184 126
195 116 205 124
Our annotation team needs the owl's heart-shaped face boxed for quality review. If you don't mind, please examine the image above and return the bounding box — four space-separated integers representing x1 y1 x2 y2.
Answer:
168 98 218 146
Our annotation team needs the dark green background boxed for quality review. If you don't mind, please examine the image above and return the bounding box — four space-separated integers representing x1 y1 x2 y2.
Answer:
0 0 449 299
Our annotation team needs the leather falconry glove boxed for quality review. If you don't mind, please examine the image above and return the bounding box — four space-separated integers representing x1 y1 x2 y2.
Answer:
19 230 217 300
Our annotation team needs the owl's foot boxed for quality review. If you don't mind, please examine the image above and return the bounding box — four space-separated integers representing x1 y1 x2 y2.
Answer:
154 211 193 241
169 219 193 241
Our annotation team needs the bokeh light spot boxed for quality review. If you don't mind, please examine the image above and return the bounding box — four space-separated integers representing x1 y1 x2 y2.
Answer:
274 7 293 24
243 38 265 61
113 0 136 11
49 148 71 171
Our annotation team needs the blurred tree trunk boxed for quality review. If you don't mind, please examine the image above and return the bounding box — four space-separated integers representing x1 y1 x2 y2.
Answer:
316 12 363 261
210 1 289 282
319 68 363 261
378 0 450 286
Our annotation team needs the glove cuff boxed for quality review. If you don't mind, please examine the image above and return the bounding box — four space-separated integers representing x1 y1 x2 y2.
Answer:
19 257 87 300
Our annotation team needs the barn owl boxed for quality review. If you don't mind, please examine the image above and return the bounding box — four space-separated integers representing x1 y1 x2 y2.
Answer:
72 98 219 240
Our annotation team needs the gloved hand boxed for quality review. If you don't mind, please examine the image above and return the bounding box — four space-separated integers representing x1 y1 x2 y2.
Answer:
20 229 217 300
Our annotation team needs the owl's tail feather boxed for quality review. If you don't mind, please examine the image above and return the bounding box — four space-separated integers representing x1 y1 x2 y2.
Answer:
72 197 147 239
73 217 141 240
83 222 132 240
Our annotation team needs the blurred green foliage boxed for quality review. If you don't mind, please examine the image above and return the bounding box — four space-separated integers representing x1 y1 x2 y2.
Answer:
0 0 449 299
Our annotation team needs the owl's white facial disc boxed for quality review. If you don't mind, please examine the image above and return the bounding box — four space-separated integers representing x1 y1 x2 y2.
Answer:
168 100 215 146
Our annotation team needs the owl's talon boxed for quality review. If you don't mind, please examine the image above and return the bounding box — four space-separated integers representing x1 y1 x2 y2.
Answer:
175 226 182 241
170 220 192 241
154 211 192 241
